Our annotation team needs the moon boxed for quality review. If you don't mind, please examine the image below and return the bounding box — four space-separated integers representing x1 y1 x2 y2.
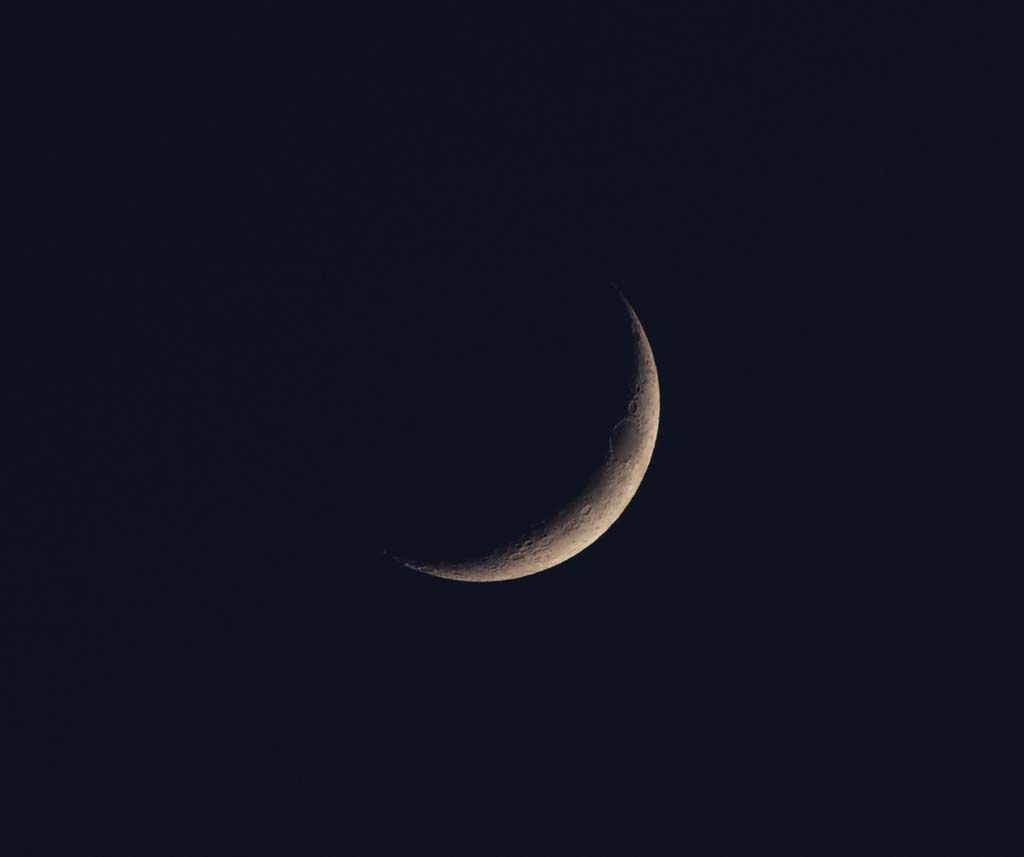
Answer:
395 291 660 583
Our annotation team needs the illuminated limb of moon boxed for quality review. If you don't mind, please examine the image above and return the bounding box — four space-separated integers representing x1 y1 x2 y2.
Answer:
396 292 660 582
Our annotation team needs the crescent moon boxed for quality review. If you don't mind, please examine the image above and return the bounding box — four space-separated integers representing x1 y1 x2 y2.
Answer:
396 292 660 582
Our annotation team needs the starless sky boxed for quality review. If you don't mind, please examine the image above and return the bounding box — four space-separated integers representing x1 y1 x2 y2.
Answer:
4 4 979 849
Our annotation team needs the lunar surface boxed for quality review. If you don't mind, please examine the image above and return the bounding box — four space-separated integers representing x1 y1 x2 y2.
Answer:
396 292 660 582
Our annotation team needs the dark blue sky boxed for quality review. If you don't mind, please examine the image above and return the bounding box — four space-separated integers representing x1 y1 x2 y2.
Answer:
4 4 981 849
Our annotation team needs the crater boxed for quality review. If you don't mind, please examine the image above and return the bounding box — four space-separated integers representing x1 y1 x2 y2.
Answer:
610 418 643 461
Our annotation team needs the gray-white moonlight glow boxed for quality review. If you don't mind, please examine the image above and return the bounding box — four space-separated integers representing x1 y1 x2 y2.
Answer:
398 292 660 582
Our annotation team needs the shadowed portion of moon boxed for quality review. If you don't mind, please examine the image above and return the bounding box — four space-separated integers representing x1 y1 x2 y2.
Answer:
394 292 660 583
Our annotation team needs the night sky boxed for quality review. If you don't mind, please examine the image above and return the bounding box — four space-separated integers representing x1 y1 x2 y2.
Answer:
5 4 984 850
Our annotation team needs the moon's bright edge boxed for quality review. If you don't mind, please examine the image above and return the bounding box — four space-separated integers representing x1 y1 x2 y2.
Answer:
397 293 660 582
